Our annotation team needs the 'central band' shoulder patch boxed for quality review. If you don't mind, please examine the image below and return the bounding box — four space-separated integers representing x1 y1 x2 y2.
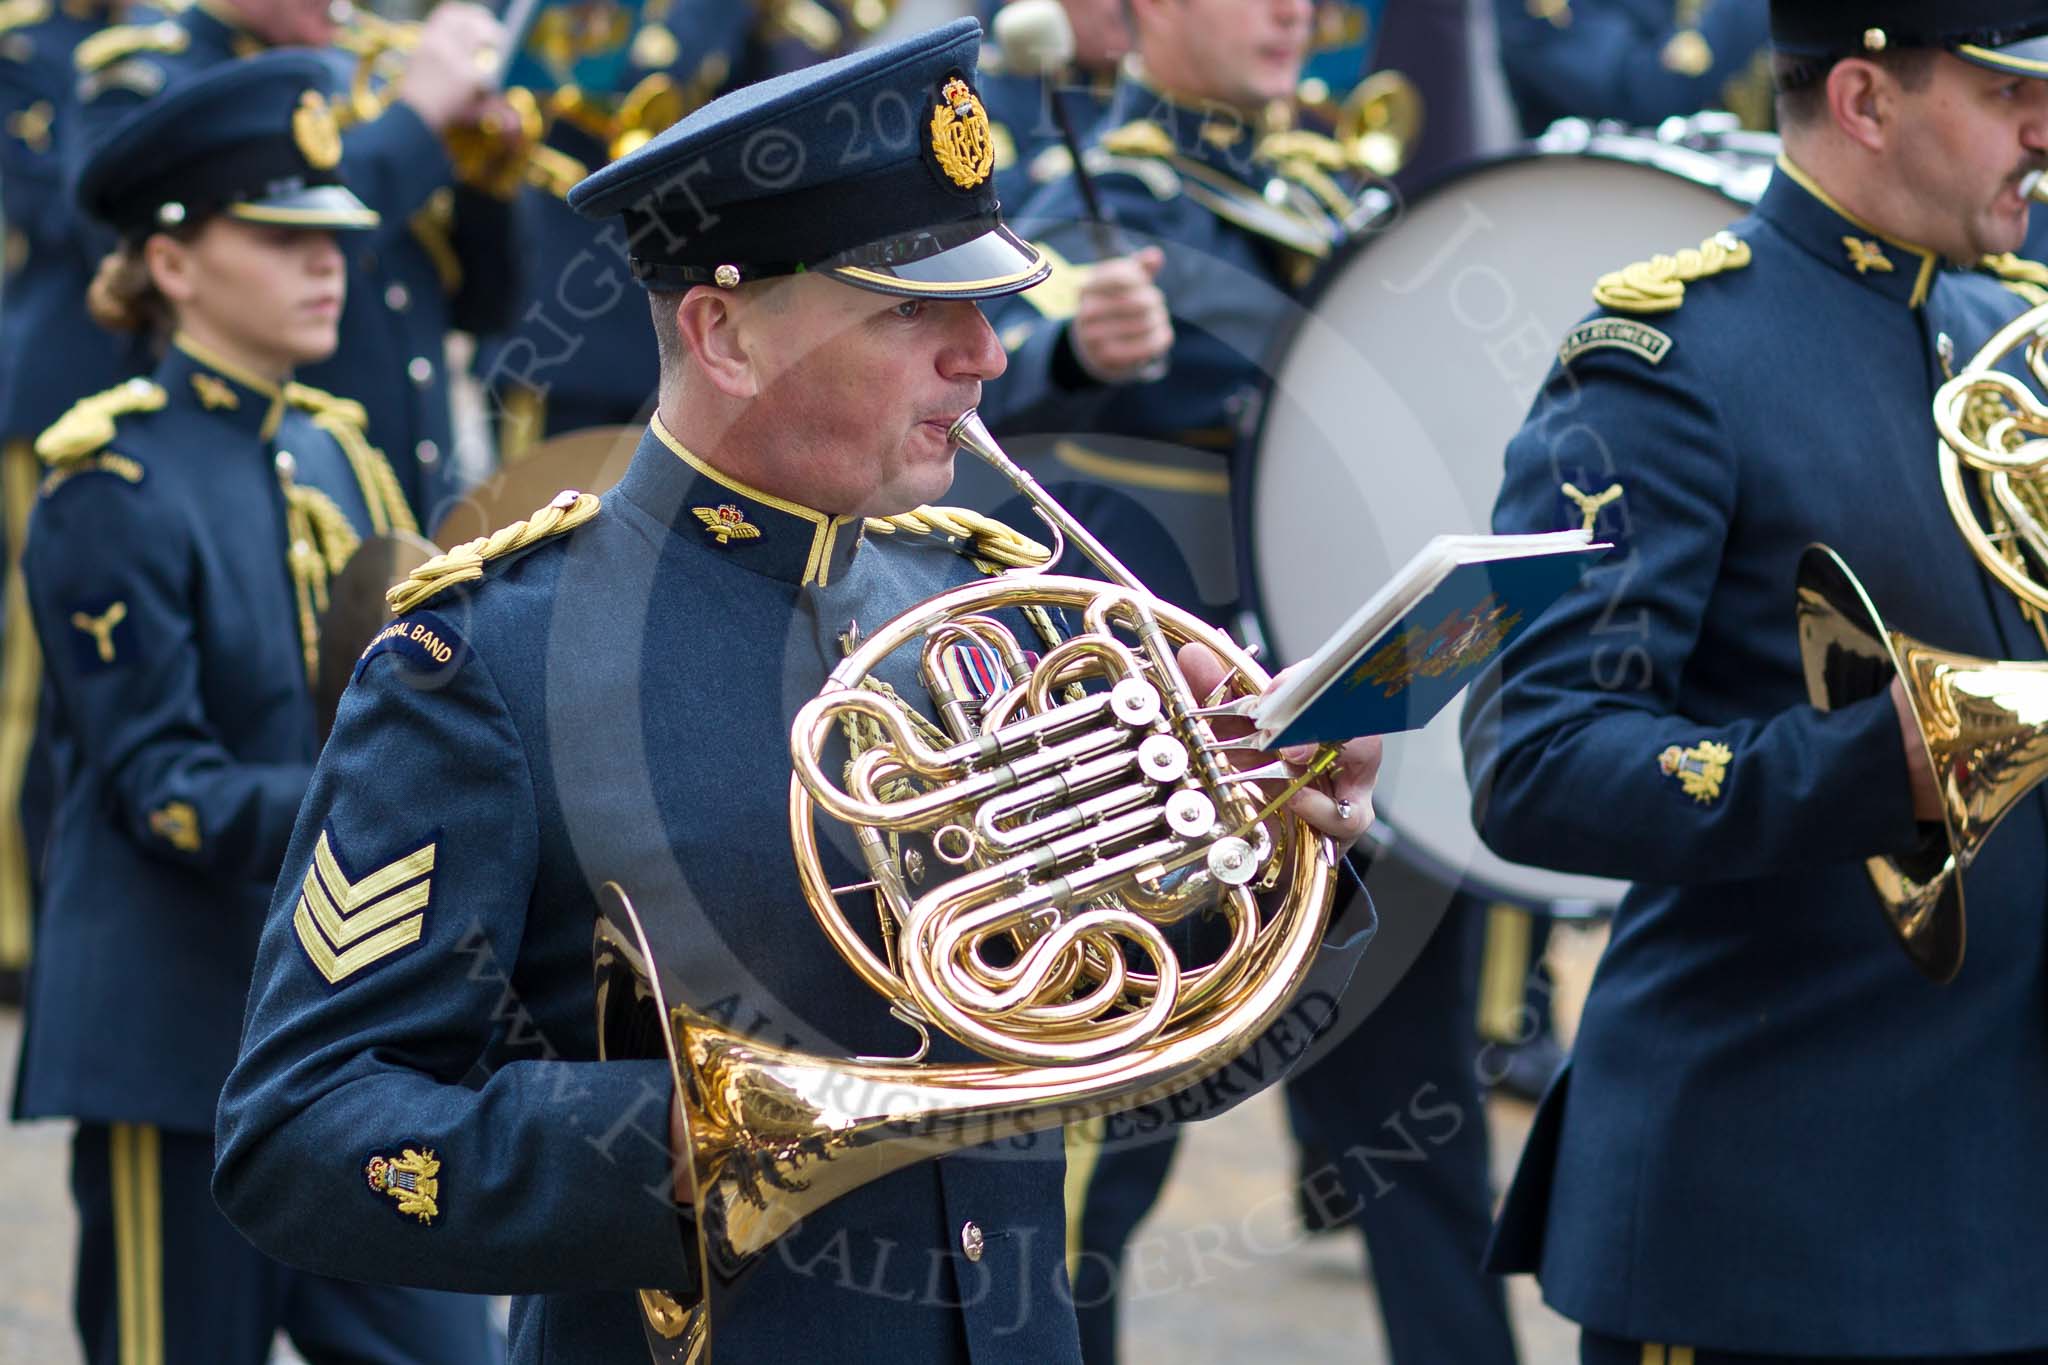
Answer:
355 610 467 688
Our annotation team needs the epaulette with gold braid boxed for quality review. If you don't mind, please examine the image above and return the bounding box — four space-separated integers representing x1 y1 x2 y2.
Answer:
1981 252 2048 307
73 19 186 72
35 377 165 463
284 380 370 430
1098 120 1176 160
1255 130 1348 171
387 490 600 614
1592 230 1752 315
863 505 1051 570
0 0 51 37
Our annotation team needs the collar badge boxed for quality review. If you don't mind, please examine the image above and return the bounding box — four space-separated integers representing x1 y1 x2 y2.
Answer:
1843 237 1894 276
693 503 760 545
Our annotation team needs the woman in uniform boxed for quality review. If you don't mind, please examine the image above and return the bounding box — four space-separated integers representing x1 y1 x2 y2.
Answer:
12 52 497 1365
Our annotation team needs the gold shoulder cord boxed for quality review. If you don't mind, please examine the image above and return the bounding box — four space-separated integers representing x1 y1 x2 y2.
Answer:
863 504 1051 569
387 491 600 614
865 503 1066 657
277 458 362 682
286 383 419 536
1593 231 1752 314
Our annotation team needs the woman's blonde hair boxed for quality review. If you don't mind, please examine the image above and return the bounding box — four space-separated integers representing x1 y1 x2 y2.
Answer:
86 226 199 335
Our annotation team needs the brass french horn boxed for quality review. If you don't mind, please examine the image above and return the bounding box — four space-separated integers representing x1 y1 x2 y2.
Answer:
594 411 1345 1362
1796 298 2048 982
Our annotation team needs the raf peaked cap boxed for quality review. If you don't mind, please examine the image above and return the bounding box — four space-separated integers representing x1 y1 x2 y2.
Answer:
568 17 1051 300
1771 1 2048 76
76 51 378 239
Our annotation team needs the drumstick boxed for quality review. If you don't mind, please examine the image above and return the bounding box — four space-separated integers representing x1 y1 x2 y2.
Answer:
994 0 1122 258
995 0 1169 380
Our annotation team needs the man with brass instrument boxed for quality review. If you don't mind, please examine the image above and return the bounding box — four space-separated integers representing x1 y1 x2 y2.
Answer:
1464 5 2048 1363
214 20 1382 1363
975 4 1518 1362
75 0 520 523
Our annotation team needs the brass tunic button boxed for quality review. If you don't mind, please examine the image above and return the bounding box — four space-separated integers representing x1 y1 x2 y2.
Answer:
385 283 410 312
274 450 296 478
415 439 440 467
960 1221 985 1262
407 356 435 387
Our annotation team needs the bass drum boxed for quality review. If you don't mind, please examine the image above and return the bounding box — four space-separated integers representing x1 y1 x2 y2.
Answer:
1239 125 1773 917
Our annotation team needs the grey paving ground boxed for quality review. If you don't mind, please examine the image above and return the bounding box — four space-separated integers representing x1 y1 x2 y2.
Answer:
0 929 1597 1363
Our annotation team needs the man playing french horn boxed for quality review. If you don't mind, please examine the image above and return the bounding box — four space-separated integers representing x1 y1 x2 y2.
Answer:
1464 3 2048 1363
213 21 1382 1364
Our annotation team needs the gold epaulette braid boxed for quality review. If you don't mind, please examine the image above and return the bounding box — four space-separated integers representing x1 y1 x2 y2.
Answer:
1982 252 2048 307
387 490 600 614
34 378 166 464
863 505 1051 570
1097 120 1176 160
1592 231 1752 315
286 382 418 536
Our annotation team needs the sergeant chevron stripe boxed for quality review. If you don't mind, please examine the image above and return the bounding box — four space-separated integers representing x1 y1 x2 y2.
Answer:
294 832 435 984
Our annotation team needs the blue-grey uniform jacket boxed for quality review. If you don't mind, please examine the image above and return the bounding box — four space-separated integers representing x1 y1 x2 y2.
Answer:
1463 162 2048 1354
13 337 416 1133
214 418 1373 1363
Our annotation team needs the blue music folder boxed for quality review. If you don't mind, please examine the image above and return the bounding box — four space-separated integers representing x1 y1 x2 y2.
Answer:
1252 531 1609 749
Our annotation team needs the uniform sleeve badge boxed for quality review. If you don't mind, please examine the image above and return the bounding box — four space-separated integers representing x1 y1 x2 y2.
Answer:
68 598 127 666
1658 740 1733 804
1559 481 1624 535
364 1148 441 1224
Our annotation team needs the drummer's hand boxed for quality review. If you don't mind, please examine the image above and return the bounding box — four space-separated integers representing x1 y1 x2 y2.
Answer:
1069 247 1173 384
397 2 506 133
1178 643 1382 858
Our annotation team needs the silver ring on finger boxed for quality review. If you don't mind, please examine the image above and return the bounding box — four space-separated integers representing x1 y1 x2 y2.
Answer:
1335 798 1354 823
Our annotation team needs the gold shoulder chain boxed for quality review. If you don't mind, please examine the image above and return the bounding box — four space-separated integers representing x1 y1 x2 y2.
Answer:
387 490 600 614
863 505 1051 570
1592 231 1752 315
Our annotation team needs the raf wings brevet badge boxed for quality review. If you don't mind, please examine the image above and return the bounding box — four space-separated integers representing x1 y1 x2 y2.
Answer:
1843 237 1894 275
1659 740 1733 804
693 504 760 546
929 75 994 190
191 373 239 410
365 1148 441 1224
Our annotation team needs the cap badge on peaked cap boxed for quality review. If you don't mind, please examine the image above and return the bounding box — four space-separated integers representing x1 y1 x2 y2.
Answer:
292 90 341 172
928 74 994 191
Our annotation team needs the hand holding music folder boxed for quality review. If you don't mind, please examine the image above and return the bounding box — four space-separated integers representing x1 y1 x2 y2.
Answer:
1246 530 1609 749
